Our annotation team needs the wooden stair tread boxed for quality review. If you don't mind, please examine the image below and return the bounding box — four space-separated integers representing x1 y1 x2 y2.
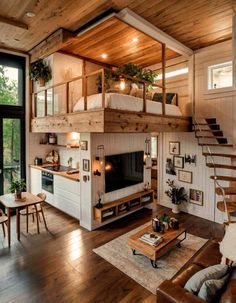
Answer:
198 143 233 147
196 123 219 126
203 153 236 158
196 136 224 139
217 201 236 213
210 175 236 181
215 187 236 195
206 163 236 170
195 129 224 133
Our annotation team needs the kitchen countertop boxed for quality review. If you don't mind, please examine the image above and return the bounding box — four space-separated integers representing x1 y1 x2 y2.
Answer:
29 164 80 182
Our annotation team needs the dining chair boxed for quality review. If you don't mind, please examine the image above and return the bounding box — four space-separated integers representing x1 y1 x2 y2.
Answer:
19 193 48 233
0 209 8 237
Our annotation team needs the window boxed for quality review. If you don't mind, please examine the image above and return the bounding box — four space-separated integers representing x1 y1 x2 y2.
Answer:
0 52 25 194
156 67 189 80
208 61 232 90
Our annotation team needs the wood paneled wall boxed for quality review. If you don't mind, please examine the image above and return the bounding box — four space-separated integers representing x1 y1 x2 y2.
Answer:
159 40 235 224
90 133 152 229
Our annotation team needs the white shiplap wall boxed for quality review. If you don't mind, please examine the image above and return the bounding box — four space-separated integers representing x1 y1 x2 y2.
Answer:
160 40 236 224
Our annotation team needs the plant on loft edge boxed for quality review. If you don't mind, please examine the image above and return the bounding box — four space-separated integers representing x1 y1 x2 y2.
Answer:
30 59 52 87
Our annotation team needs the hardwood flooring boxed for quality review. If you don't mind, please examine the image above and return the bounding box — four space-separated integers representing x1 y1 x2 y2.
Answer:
0 204 224 303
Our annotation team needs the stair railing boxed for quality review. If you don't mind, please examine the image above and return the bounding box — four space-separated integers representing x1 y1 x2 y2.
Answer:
193 117 230 223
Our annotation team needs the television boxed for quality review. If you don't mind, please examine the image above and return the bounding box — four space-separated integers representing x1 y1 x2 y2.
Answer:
105 151 144 193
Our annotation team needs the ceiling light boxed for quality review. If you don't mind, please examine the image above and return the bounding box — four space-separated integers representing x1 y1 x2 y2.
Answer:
25 12 36 18
132 38 139 43
101 54 108 59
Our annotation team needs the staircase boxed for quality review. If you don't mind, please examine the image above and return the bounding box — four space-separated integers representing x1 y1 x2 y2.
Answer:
194 117 236 223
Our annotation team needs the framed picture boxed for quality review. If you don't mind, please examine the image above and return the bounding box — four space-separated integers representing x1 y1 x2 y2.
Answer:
190 189 204 206
166 158 176 175
169 141 180 155
173 156 184 168
178 170 192 184
185 154 197 165
80 141 88 150
83 159 90 172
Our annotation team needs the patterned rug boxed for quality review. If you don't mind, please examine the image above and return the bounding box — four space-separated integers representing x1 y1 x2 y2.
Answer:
93 223 207 294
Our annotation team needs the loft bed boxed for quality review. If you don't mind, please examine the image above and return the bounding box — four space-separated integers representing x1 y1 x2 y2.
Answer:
31 66 191 133
30 12 193 133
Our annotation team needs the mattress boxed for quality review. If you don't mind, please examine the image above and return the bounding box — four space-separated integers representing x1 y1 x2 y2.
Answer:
73 93 182 116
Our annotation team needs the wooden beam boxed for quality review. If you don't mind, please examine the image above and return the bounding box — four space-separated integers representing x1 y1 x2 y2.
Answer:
0 15 28 30
104 109 192 133
29 28 75 63
162 44 166 116
117 8 193 57
233 15 236 89
31 110 105 133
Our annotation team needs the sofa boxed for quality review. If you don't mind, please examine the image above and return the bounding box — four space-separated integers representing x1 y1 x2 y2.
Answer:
156 240 236 303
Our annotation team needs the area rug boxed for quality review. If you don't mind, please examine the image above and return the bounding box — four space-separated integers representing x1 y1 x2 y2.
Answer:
93 222 208 294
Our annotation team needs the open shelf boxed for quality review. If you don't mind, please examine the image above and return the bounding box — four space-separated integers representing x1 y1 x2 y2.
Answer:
39 143 80 148
94 190 154 223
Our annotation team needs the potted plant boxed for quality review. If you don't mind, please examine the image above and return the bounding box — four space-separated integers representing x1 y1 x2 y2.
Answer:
165 179 188 213
9 179 26 200
30 59 52 87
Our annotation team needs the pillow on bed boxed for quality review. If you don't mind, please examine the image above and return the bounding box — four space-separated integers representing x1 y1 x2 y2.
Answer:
130 83 153 100
152 93 177 104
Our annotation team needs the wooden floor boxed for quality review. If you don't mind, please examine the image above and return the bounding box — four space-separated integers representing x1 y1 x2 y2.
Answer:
0 204 224 303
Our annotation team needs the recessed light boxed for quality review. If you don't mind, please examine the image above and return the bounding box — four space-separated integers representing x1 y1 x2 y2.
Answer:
132 38 139 43
25 12 36 18
101 53 108 59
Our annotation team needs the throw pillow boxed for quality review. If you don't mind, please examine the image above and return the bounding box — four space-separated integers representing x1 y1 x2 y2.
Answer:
198 274 229 303
152 93 177 104
184 264 229 294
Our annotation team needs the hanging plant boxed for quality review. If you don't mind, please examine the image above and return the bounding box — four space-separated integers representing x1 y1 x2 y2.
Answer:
30 59 52 87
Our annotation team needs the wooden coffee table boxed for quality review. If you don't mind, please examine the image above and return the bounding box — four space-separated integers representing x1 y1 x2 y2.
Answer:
128 225 186 268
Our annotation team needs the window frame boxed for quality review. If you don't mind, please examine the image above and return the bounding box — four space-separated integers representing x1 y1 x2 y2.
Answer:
0 52 26 194
207 61 233 92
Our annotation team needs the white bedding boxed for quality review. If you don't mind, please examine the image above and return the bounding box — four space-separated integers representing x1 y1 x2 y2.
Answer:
73 93 182 116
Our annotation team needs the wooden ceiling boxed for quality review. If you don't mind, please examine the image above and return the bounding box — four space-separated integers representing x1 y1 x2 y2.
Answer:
61 17 179 67
0 0 235 53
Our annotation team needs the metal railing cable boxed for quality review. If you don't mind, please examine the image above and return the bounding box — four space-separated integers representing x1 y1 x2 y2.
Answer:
193 117 230 223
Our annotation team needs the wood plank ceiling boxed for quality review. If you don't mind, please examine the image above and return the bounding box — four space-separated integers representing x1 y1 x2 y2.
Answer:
61 17 178 66
0 0 235 53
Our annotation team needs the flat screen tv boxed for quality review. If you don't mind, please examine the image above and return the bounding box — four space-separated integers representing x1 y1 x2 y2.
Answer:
105 151 144 193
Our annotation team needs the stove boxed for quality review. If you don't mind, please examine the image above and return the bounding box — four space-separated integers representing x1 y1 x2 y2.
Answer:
45 165 69 172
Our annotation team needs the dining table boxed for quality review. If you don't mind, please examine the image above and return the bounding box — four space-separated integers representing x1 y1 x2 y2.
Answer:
0 192 42 247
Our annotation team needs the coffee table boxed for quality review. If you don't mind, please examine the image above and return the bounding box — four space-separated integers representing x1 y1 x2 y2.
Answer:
128 225 186 268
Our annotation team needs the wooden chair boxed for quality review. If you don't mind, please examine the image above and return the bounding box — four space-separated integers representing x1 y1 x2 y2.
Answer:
19 193 48 233
0 209 8 237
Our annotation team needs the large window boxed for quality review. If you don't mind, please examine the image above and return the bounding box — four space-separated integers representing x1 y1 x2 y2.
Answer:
0 52 25 194
208 61 232 90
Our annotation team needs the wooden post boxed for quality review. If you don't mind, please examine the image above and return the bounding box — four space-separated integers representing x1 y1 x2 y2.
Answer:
34 93 37 118
101 69 105 108
143 82 146 112
44 90 47 116
162 43 166 115
83 60 87 111
66 82 69 113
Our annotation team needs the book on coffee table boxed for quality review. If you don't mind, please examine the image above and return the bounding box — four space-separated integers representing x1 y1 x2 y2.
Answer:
139 233 163 246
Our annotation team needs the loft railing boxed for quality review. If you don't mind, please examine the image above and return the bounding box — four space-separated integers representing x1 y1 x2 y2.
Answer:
31 67 165 119
193 117 229 223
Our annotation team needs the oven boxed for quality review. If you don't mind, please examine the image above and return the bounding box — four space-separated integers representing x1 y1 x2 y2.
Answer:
42 171 54 194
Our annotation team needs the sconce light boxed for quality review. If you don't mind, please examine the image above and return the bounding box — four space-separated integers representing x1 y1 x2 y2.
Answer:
119 77 126 91
93 145 105 176
144 138 151 165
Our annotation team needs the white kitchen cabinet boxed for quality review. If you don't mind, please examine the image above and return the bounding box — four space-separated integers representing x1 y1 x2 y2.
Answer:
30 167 42 195
54 175 80 220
